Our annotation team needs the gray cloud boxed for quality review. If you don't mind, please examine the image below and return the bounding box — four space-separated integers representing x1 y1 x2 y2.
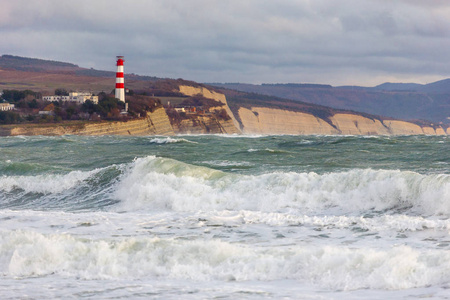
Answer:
1 0 450 86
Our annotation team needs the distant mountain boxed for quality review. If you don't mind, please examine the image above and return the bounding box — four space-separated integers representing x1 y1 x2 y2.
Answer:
368 79 450 93
0 54 160 93
0 54 79 72
420 78 450 93
209 81 450 124
372 82 424 92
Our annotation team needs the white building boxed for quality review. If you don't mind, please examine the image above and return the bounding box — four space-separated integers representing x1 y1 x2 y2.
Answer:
43 95 69 102
43 92 98 104
0 103 15 111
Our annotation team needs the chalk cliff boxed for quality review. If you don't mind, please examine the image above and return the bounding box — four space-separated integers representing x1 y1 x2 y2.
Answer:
330 114 390 135
238 107 337 135
237 107 447 135
382 120 425 135
178 85 242 133
178 85 447 136
173 117 239 135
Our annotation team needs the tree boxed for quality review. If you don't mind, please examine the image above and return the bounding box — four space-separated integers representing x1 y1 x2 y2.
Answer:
55 88 69 96
97 96 125 118
54 106 66 119
1 90 37 102
66 106 76 119
81 96 124 120
28 99 38 109
81 100 98 115
0 111 22 124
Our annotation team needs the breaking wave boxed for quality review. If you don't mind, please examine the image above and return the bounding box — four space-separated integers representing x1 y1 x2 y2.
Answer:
115 156 450 216
0 166 123 211
0 170 98 194
148 137 196 144
1 155 448 215
1 230 449 291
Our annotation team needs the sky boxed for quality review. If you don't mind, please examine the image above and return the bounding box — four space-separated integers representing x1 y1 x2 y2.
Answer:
1 0 450 86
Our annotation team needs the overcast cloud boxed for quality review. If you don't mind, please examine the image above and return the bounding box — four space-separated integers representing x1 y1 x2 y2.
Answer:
1 0 450 86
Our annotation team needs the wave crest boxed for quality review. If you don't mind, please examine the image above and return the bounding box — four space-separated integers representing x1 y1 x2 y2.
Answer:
0 170 98 194
114 156 450 215
148 137 196 144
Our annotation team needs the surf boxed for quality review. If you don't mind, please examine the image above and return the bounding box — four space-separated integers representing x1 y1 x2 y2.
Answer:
1 229 449 291
114 156 450 216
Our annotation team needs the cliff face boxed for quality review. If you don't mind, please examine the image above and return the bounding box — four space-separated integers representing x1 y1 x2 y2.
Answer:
0 107 174 136
238 107 448 135
238 107 337 135
178 86 448 135
173 117 239 134
210 82 450 125
142 107 174 135
330 114 390 135
178 85 242 133
382 120 425 135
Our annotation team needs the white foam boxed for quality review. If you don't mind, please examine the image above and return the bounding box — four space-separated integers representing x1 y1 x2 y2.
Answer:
201 160 253 167
1 229 449 291
114 156 450 215
0 169 100 194
148 137 196 144
238 211 450 232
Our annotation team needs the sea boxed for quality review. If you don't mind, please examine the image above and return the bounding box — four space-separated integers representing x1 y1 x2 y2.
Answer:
0 134 448 299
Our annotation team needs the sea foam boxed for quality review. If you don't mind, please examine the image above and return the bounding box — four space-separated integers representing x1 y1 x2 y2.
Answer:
1 229 449 291
148 137 196 144
0 170 99 194
114 156 450 216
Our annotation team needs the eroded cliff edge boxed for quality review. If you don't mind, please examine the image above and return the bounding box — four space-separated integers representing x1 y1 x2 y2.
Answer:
178 85 241 133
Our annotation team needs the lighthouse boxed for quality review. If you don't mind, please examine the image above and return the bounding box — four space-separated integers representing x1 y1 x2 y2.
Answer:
115 56 125 102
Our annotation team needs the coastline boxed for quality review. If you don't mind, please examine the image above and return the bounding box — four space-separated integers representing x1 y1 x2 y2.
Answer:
1 86 448 137
1 106 448 136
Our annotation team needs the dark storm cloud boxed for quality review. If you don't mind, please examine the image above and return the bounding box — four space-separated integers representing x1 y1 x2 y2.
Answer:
1 0 450 85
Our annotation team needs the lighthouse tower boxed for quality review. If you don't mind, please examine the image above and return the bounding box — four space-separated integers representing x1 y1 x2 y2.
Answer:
115 56 125 102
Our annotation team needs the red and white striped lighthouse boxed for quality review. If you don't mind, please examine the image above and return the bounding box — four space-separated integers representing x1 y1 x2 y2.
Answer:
115 56 125 102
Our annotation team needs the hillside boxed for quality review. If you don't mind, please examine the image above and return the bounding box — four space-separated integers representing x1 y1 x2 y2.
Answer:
0 55 159 93
210 82 450 125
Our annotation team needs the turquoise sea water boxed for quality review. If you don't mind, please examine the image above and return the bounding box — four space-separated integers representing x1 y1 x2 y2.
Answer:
0 134 449 299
